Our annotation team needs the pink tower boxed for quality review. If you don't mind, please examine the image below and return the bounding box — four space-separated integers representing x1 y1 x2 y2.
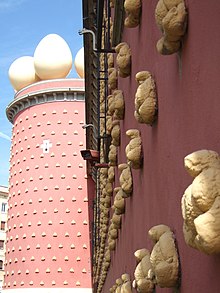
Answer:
4 78 92 293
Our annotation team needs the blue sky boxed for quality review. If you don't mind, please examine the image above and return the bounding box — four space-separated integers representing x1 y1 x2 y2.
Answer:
0 0 83 186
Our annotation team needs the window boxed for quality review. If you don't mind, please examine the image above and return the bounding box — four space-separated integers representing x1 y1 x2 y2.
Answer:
77 93 85 100
0 260 3 270
1 203 6 213
0 241 3 250
0 222 5 231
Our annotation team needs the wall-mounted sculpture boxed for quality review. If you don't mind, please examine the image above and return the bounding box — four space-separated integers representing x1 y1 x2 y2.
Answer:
133 225 179 292
125 129 142 169
111 213 122 230
155 0 187 55
105 248 111 265
100 102 105 114
115 42 131 78
105 181 113 197
108 144 118 166
108 223 118 240
110 0 115 8
107 212 122 252
108 222 118 252
124 0 142 28
148 225 179 288
108 219 118 251
119 163 133 196
109 284 117 293
108 166 115 183
112 187 126 215
96 163 131 291
102 194 111 209
121 273 133 292
181 149 220 254
106 115 113 135
100 168 108 190
95 168 118 293
95 167 113 289
110 17 114 43
110 273 132 293
111 120 121 147
133 249 155 293
102 249 111 273
108 53 114 68
108 94 115 116
108 90 125 120
135 71 157 125
114 90 125 120
100 182 112 209
108 68 118 91
110 281 119 292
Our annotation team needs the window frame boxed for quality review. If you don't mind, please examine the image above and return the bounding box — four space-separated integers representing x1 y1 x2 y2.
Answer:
0 221 6 231
0 241 4 250
1 203 7 213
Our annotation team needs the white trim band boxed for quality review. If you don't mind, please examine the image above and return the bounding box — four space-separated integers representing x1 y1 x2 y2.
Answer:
3 288 93 293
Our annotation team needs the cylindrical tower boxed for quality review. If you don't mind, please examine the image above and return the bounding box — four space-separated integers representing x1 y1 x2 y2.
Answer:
4 78 92 292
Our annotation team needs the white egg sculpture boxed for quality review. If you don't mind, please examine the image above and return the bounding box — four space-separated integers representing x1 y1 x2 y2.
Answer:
74 47 84 78
8 56 40 91
34 34 72 80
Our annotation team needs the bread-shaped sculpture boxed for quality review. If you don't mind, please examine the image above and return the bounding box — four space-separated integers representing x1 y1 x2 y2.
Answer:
155 0 187 55
108 227 117 251
133 249 155 293
108 68 118 91
108 166 115 183
111 120 121 147
108 53 114 68
124 0 142 28
181 149 220 254
112 187 126 215
108 144 117 166
119 163 133 196
108 90 125 120
111 213 122 230
106 115 113 134
115 42 131 78
125 129 142 169
135 71 157 125
110 274 132 293
108 223 118 240
148 225 179 288
121 273 133 293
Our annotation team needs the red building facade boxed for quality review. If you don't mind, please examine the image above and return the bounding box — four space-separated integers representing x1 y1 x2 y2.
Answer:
82 1 220 292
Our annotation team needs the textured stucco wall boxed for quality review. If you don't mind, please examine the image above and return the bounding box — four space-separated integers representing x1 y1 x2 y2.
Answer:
102 1 220 292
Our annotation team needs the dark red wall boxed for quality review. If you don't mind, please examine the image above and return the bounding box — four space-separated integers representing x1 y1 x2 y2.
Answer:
102 1 220 292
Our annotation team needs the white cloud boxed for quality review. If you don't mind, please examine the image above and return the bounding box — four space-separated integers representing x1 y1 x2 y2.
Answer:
0 132 11 141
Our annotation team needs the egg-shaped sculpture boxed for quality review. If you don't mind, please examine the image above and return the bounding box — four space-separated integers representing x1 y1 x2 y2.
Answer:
34 34 72 80
8 56 40 91
74 47 84 78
